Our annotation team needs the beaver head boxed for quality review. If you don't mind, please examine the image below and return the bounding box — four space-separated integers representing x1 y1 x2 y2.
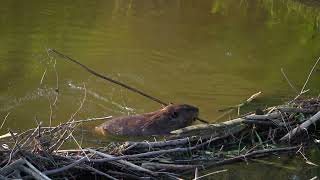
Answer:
162 104 199 125
141 104 199 135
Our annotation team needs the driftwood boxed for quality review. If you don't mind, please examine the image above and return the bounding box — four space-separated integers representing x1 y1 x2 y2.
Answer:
0 98 319 179
170 117 245 138
141 162 199 171
280 111 320 142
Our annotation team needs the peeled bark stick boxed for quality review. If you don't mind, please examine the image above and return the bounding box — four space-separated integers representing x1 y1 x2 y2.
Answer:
123 138 191 149
280 111 320 142
170 117 245 138
245 112 280 120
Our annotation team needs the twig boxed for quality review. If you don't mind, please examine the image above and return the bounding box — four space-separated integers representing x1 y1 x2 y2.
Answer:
48 82 87 151
301 56 320 94
46 48 59 106
70 133 89 161
218 91 262 116
310 176 318 180
53 125 77 151
20 122 43 148
61 116 112 126
123 138 192 149
246 91 262 103
68 82 87 122
194 167 198 180
6 129 25 166
291 56 320 102
281 68 298 94
0 112 10 130
194 169 228 179
40 68 47 85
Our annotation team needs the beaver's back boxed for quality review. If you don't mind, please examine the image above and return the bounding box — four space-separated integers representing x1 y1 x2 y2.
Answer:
95 113 154 136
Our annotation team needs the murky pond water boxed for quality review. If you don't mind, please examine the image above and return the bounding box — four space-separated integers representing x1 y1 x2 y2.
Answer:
0 0 320 179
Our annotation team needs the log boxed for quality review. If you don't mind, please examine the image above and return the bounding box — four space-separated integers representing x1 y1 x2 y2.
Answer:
123 138 191 149
245 112 280 120
280 111 320 142
0 158 25 176
19 165 51 180
23 158 51 180
141 162 199 171
170 118 245 138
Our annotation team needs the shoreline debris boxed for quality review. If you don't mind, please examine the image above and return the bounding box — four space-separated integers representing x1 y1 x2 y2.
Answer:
0 98 319 179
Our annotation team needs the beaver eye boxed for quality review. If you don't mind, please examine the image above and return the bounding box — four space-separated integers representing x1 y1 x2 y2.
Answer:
172 112 179 118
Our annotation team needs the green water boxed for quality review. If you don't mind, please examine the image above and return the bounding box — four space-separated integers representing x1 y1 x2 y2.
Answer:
0 0 320 179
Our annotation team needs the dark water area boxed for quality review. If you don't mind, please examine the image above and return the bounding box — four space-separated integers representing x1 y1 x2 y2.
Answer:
0 0 320 179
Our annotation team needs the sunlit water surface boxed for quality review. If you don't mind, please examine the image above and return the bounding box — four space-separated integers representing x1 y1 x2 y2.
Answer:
0 0 320 179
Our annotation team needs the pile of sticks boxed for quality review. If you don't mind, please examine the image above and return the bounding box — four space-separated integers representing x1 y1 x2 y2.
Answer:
0 98 320 179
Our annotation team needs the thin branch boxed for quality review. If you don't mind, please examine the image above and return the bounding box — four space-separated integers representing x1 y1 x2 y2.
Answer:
194 169 228 180
68 82 87 122
70 133 89 161
40 68 47 85
281 68 298 94
301 56 320 94
0 112 11 129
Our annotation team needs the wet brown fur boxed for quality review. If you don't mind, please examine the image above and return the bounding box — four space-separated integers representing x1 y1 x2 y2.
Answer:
95 104 199 136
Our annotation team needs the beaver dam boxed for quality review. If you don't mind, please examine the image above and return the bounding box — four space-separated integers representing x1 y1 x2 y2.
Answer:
0 97 319 179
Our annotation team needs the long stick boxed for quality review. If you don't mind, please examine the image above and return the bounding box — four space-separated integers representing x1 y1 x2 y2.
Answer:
48 49 208 124
49 49 167 106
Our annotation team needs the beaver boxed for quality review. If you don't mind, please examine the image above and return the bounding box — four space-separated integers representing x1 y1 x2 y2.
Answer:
95 104 199 136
